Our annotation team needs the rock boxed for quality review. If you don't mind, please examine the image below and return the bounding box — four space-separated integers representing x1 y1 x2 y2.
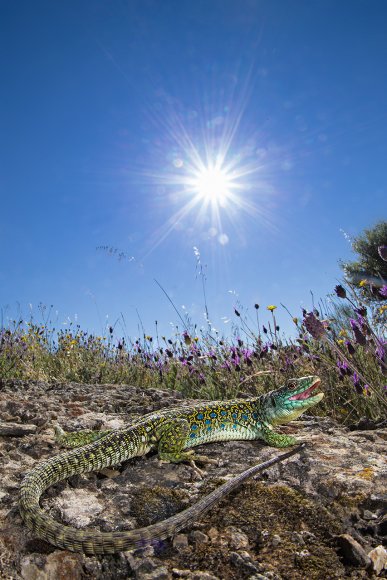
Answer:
137 565 171 580
334 534 371 568
189 530 209 544
171 569 220 580
54 488 103 527
270 534 281 547
206 527 219 542
173 534 189 550
130 556 164 577
300 530 316 542
0 421 38 436
20 551 83 580
191 573 220 580
368 545 387 576
229 551 258 574
1 380 386 579
225 526 250 549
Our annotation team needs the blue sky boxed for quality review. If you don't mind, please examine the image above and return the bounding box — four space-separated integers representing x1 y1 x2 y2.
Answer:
1 0 386 340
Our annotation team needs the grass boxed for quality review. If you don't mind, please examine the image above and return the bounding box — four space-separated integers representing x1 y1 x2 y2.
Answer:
0 279 386 424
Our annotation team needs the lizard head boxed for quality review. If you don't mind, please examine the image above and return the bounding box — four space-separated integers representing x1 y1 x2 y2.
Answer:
263 375 324 425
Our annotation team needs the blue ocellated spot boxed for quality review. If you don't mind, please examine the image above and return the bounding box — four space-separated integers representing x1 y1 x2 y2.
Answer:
242 413 248 420
220 423 225 429
232 424 237 429
232 413 237 419
196 413 204 420
207 426 212 431
205 419 211 425
221 410 227 416
252 412 258 420
210 412 217 418
191 424 198 430
190 433 196 439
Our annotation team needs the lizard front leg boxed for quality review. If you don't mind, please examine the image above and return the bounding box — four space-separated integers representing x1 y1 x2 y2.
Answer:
261 424 298 448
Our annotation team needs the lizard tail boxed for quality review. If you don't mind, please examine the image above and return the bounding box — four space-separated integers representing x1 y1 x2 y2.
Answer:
19 444 304 555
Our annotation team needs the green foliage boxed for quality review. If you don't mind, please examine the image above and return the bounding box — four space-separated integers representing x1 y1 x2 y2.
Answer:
341 220 387 301
1 277 386 426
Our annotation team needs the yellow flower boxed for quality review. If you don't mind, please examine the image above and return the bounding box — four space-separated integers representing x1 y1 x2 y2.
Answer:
267 305 277 312
379 305 387 314
337 339 345 345
339 329 348 337
194 337 199 342
359 279 368 287
292 317 299 324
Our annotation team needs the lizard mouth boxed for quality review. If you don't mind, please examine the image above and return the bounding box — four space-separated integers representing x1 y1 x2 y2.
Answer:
289 378 322 401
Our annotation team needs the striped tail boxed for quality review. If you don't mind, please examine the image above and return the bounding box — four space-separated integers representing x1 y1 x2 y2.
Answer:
19 443 304 555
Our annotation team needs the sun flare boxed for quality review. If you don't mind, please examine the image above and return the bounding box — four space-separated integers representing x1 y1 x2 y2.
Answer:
145 100 278 253
193 165 233 204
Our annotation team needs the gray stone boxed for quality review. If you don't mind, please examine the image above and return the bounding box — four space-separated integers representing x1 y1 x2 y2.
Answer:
189 530 209 544
173 533 189 550
270 534 281 547
229 551 258 574
225 526 250 549
335 534 371 568
136 566 171 580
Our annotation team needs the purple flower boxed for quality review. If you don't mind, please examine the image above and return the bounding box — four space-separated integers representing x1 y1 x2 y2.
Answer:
355 306 367 317
334 284 347 299
303 311 326 339
353 325 367 346
378 245 387 261
379 285 387 298
337 359 350 377
345 340 355 355
352 372 360 387
349 318 367 345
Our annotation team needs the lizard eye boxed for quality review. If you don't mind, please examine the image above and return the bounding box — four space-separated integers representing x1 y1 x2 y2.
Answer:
288 381 297 390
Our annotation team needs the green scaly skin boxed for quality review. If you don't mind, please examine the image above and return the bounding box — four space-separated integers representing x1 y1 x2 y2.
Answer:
19 376 323 555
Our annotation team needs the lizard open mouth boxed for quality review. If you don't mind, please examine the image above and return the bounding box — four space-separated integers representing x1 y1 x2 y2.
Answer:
289 378 322 401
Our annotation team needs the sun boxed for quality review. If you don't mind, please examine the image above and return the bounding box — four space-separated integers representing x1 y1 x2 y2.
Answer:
143 98 278 253
193 165 233 204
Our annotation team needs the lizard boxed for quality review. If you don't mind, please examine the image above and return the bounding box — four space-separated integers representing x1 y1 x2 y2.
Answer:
19 375 323 555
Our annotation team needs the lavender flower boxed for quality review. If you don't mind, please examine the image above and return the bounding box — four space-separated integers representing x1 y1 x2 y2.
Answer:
345 340 355 355
378 245 387 261
379 285 387 298
349 319 367 346
334 284 347 299
303 311 326 339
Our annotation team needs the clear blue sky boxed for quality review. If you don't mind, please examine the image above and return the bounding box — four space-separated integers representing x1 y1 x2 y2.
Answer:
1 1 386 340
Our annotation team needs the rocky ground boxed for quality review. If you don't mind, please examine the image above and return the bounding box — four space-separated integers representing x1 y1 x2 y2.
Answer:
0 379 386 580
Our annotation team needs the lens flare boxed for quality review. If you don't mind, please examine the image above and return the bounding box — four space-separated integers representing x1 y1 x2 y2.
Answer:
193 165 233 204
143 95 280 253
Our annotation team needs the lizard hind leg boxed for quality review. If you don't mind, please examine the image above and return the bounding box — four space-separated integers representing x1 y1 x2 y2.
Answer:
54 424 111 449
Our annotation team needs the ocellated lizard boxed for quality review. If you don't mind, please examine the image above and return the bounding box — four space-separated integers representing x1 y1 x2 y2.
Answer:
19 375 323 554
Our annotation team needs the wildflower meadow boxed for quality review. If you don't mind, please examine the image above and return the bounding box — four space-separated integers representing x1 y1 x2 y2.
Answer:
1 263 386 425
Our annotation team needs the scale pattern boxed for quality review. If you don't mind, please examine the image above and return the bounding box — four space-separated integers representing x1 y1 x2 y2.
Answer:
19 376 323 554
